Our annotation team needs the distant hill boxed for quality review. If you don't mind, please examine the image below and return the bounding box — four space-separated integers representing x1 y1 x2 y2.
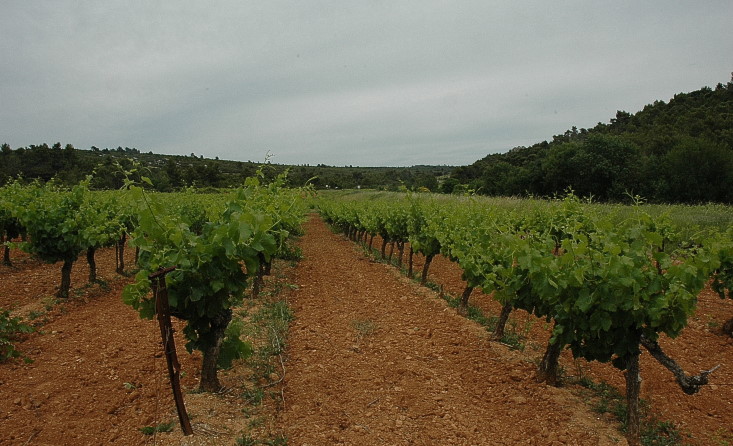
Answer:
0 143 453 192
5 81 731 201
447 80 733 203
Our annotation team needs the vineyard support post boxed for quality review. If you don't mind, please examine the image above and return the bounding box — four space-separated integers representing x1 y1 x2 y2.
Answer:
150 266 193 436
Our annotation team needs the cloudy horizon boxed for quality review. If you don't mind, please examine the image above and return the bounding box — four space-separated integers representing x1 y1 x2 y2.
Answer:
1 1 731 167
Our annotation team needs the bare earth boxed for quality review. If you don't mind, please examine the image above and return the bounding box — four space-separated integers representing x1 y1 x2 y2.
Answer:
414 248 733 446
279 217 625 445
0 246 202 445
0 214 731 445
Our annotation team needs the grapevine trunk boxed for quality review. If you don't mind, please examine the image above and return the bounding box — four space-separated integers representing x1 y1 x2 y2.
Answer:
252 253 267 298
459 285 473 309
2 243 10 266
492 302 513 341
57 259 74 299
625 351 641 446
421 254 434 284
536 337 563 386
199 309 233 392
87 247 97 283
408 246 414 278
723 318 733 337
116 233 126 274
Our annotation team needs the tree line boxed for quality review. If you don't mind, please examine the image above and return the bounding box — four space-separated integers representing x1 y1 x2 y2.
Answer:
447 81 733 203
0 143 450 192
4 81 730 202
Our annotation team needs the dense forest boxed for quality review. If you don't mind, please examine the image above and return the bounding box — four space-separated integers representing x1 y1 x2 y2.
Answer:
446 80 733 203
0 143 450 192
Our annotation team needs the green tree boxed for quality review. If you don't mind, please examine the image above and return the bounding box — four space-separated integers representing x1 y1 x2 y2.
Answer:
661 139 733 203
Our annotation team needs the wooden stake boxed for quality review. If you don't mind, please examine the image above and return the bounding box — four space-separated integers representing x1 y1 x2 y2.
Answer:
149 266 193 436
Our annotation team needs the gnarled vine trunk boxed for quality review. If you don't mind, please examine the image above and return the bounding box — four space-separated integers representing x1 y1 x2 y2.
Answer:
535 333 563 386
57 259 74 298
87 246 97 283
459 285 473 309
200 309 233 392
408 246 414 278
397 242 405 267
491 302 513 341
2 237 10 266
264 259 272 276
421 254 434 284
252 253 267 298
723 318 733 338
116 233 126 274
640 334 718 394
625 351 641 446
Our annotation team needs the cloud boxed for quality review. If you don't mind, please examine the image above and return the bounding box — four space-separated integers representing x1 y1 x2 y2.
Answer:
1 1 731 167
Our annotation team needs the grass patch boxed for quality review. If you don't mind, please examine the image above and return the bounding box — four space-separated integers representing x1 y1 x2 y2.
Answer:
139 421 175 435
235 435 257 446
711 428 733 446
27 310 45 321
432 287 527 350
263 435 288 445
577 379 684 446
352 319 378 341
232 260 298 444
242 386 265 406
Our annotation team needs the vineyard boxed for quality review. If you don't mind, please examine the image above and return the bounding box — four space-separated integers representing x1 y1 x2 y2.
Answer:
316 191 733 445
1 180 732 445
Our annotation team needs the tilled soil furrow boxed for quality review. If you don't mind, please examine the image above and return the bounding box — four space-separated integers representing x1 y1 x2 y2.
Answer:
280 216 626 446
0 249 199 446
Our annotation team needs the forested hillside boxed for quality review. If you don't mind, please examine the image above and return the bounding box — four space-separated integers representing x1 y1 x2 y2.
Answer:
0 143 450 192
448 81 733 203
3 82 730 201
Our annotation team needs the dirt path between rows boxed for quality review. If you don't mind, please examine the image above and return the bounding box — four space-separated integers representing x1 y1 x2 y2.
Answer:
4 213 724 445
406 240 733 446
279 216 626 445
0 248 202 446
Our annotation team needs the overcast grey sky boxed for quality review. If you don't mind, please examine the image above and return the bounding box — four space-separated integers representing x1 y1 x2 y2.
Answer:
1 1 731 167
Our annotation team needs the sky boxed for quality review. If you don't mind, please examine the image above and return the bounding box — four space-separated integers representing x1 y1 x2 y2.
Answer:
1 1 731 167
